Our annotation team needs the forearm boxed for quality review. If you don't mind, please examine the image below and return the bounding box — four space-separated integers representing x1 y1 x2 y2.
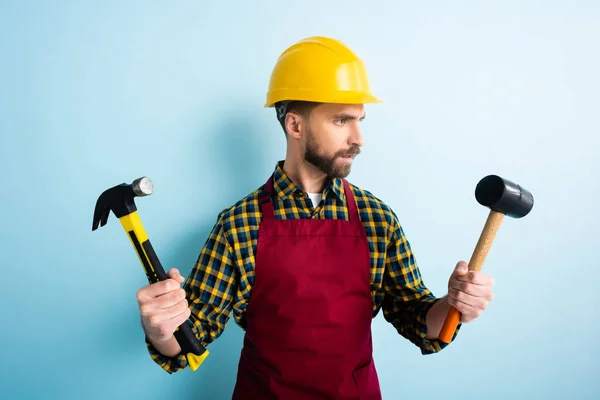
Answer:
425 296 451 339
147 334 182 358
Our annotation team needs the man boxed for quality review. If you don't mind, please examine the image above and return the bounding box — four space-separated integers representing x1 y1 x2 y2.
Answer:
136 36 494 399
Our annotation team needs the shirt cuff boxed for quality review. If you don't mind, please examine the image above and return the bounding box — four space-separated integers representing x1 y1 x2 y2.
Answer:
145 335 188 374
415 297 462 355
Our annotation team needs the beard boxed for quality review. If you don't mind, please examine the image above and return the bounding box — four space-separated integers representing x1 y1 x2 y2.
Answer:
304 127 361 179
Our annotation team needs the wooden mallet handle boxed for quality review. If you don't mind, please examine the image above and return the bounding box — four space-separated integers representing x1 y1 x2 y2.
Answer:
438 209 505 343
437 174 533 343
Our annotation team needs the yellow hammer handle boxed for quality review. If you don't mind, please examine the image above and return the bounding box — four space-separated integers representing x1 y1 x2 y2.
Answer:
119 211 209 371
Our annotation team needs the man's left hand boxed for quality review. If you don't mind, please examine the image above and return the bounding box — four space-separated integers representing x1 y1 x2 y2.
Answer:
447 261 494 323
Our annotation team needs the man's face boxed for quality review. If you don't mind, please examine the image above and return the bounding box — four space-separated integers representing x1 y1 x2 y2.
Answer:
303 103 366 179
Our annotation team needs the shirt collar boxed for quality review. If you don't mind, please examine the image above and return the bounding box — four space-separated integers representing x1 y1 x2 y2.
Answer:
271 160 344 202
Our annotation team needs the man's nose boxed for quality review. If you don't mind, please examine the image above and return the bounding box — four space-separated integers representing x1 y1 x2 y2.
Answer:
350 124 364 147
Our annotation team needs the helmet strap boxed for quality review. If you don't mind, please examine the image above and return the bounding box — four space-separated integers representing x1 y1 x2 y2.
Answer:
276 101 290 121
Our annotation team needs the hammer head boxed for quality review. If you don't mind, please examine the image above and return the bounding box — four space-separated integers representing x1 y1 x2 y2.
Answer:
475 175 534 218
92 177 154 231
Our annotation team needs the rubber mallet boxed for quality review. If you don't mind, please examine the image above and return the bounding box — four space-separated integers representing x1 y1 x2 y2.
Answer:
438 174 534 343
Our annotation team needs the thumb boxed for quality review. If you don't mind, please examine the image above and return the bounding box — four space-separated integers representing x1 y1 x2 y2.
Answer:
167 268 185 284
454 261 469 276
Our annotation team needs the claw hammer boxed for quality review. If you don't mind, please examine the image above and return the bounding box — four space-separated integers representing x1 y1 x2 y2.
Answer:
92 177 209 371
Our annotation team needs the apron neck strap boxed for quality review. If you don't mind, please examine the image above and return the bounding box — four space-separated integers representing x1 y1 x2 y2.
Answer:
259 175 275 220
341 179 360 223
259 174 360 223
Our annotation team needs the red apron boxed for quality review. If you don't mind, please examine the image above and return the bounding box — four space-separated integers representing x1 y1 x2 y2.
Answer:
232 175 382 400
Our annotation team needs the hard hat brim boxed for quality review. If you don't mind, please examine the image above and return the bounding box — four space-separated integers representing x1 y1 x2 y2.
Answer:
265 89 383 108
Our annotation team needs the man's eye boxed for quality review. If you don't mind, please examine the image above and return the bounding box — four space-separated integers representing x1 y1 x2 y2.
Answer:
335 119 345 126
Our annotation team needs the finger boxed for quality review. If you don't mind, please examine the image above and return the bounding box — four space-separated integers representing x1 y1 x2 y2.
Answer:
154 288 187 309
164 306 192 332
456 271 494 287
167 268 185 283
144 304 192 342
448 295 481 322
144 299 190 326
448 287 489 311
449 280 493 300
167 268 180 277
155 304 192 338
140 294 187 318
451 261 469 277
137 279 182 302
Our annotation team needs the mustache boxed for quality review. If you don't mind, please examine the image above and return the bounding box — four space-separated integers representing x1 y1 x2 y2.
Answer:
337 145 361 157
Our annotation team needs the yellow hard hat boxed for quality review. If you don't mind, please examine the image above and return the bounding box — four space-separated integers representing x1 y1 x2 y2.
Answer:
265 36 383 108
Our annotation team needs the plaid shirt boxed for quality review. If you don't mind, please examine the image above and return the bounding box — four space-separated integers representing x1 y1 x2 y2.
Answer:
146 161 459 373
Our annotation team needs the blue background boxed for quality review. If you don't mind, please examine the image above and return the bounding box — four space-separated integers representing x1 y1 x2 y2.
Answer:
1 1 599 399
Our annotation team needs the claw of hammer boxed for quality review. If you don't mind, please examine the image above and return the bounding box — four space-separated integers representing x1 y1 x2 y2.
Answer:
92 177 153 231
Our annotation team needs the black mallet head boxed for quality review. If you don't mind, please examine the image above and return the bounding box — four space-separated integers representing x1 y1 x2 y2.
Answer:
475 175 534 218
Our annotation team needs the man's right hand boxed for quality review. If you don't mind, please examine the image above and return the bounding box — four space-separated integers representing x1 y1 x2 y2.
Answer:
137 268 191 342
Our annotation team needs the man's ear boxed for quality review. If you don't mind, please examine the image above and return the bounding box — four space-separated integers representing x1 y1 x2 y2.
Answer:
284 112 303 140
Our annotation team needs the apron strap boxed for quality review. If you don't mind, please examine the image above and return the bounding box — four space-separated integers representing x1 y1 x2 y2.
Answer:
341 178 360 224
259 174 360 224
259 175 275 220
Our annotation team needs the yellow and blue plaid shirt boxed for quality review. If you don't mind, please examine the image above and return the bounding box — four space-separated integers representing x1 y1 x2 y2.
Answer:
147 161 459 373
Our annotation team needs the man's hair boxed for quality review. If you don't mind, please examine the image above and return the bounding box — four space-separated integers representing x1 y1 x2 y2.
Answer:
276 101 321 136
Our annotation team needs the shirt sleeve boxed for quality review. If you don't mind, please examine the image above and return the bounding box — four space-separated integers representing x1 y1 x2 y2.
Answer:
381 214 461 354
145 211 238 373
